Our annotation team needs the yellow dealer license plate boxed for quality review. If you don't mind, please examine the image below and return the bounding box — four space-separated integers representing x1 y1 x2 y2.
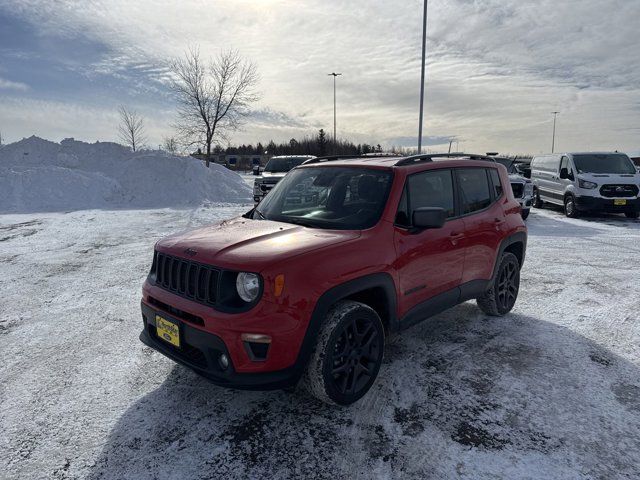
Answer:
156 315 180 348
614 199 627 206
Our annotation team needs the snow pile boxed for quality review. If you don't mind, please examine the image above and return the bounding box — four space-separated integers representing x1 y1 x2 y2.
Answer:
0 136 251 213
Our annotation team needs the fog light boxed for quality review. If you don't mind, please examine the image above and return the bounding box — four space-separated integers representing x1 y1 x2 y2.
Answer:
218 353 229 370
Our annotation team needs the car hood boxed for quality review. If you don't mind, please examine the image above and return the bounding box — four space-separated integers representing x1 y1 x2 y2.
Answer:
508 173 531 184
156 216 360 271
260 171 287 179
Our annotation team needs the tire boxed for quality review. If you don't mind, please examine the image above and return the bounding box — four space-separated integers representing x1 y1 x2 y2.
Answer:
625 210 639 219
477 252 520 316
301 300 384 406
532 189 543 208
564 194 579 218
521 208 530 220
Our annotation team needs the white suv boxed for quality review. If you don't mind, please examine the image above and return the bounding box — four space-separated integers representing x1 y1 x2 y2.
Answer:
531 152 640 218
253 156 315 204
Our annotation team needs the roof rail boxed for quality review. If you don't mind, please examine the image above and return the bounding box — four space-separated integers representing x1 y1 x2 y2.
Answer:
394 152 494 167
302 153 398 165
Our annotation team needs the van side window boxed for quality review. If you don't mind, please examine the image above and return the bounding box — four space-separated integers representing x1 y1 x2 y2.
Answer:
489 169 503 198
457 168 492 214
559 156 569 173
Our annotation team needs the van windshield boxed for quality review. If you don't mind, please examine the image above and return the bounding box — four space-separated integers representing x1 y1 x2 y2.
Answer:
573 154 636 174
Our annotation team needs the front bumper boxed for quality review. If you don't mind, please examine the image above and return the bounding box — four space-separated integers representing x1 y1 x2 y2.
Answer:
574 196 640 213
140 301 299 390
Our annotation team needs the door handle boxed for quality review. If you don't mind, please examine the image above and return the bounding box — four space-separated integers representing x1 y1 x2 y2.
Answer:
450 232 465 241
494 218 505 225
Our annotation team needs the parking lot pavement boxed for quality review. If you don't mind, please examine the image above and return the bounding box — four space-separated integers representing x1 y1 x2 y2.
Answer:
1 206 639 479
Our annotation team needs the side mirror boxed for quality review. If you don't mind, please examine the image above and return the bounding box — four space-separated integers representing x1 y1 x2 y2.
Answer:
559 168 574 180
412 207 446 231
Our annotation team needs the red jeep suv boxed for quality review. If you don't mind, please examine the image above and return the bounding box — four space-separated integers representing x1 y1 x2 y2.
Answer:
140 153 527 405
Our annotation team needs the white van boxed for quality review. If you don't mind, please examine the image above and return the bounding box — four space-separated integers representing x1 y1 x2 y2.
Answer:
530 152 640 218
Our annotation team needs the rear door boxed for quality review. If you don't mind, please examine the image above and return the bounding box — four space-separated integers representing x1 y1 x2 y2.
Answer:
456 167 505 283
393 168 465 315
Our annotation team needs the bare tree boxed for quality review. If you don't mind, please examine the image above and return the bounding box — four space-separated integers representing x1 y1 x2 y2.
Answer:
169 47 259 166
117 105 147 152
162 136 179 155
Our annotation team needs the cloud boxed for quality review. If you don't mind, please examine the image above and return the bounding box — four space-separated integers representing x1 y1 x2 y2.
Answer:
0 77 28 91
1 0 639 153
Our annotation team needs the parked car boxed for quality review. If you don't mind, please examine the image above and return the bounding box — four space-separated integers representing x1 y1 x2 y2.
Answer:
530 152 640 218
140 153 527 405
253 155 315 204
487 155 534 219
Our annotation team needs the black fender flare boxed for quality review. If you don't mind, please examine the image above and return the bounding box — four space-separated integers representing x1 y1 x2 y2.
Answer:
290 272 397 381
490 231 527 284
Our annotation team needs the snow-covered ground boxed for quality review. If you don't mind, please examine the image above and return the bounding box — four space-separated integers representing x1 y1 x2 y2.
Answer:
1 205 639 480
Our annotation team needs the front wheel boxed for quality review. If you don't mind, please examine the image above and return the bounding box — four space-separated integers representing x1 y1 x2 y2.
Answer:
532 189 543 208
477 252 521 316
302 300 384 405
564 194 580 218
521 208 530 220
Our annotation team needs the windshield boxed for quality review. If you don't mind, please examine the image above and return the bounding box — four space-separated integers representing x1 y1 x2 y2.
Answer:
573 154 636 174
254 167 393 230
264 157 308 173
493 157 517 174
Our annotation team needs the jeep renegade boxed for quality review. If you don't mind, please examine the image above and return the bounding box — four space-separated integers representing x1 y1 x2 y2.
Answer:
140 153 527 405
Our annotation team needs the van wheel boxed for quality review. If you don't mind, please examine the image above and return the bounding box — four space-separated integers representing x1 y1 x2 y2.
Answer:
533 189 543 208
301 300 384 406
564 194 579 218
477 252 520 316
625 211 639 219
521 209 530 220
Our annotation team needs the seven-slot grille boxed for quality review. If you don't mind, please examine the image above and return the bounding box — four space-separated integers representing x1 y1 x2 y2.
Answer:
510 182 524 198
599 184 639 198
153 251 220 306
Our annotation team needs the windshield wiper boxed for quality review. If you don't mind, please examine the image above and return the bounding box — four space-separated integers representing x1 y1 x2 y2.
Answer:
254 209 266 220
284 217 317 228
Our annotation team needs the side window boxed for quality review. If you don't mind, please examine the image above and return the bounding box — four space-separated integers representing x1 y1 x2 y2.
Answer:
457 168 492 214
489 168 503 198
408 169 456 219
559 156 568 172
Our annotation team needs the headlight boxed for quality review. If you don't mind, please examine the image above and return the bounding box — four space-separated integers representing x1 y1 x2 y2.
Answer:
236 272 260 302
578 178 598 189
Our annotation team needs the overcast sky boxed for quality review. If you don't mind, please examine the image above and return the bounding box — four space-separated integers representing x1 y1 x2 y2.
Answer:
0 0 639 154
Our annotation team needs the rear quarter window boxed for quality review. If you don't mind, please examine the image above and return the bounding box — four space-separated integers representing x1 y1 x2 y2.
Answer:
457 168 492 214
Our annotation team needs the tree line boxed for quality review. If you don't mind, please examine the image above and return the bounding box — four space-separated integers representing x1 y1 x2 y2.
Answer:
216 129 383 157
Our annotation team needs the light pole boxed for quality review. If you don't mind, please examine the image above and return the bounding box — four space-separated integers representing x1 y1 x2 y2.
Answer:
417 0 429 153
551 111 559 153
328 72 342 148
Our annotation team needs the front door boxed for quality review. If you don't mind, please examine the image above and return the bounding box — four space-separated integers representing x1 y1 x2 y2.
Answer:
393 168 466 317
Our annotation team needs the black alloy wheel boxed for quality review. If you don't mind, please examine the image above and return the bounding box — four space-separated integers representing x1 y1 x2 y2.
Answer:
496 257 519 312
328 316 382 398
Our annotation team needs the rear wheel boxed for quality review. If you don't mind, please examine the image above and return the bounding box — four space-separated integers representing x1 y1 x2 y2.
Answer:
521 208 530 220
625 210 639 219
302 300 384 405
477 252 520 316
564 194 579 218
533 189 543 208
